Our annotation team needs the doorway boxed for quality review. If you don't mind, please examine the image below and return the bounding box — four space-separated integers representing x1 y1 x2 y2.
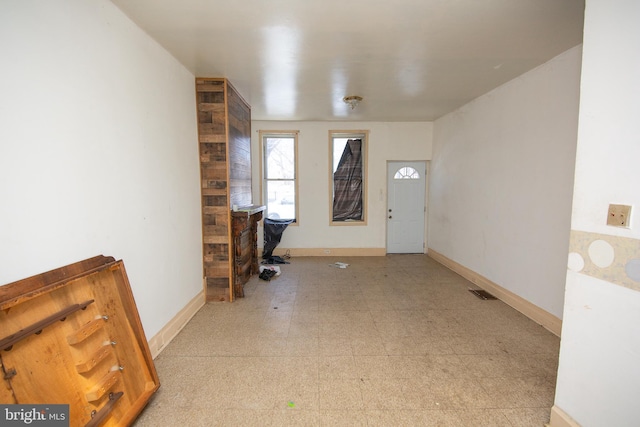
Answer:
386 161 427 253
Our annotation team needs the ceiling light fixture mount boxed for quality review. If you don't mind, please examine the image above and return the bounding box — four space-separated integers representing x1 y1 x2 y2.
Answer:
343 95 363 110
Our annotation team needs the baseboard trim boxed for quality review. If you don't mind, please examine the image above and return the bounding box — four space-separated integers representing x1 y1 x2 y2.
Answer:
428 249 562 337
271 247 387 257
548 405 581 427
147 290 205 359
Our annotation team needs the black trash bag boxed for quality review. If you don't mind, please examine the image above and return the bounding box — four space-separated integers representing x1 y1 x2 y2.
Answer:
263 218 293 261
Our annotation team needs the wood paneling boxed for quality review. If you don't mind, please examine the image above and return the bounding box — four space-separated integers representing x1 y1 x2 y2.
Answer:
196 78 251 302
227 84 252 208
231 208 264 298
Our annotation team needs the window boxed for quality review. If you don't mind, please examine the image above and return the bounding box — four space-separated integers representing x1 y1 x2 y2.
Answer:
330 130 368 224
261 131 298 221
394 166 420 179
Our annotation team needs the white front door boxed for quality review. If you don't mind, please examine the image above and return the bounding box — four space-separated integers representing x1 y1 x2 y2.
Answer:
386 161 426 254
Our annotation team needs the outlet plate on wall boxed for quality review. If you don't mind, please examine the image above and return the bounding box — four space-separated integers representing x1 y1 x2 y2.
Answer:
607 204 632 228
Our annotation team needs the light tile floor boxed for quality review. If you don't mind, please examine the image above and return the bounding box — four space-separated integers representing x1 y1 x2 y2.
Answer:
134 255 560 426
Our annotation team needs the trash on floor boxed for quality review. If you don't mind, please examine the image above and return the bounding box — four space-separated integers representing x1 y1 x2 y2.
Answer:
329 262 349 268
259 265 280 281
259 265 281 275
287 401 295 408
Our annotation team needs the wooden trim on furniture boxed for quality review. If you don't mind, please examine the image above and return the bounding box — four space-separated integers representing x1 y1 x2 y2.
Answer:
428 249 562 336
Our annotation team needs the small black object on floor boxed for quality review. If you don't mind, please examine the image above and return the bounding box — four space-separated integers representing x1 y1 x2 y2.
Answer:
259 269 278 281
469 289 498 300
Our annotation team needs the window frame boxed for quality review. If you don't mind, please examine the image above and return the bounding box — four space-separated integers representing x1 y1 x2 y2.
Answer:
260 130 299 224
328 130 368 226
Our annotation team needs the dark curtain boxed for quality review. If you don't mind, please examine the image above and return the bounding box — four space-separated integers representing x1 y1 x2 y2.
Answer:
332 139 363 221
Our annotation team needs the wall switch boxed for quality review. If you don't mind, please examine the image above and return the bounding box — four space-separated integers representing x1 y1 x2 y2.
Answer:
607 204 632 228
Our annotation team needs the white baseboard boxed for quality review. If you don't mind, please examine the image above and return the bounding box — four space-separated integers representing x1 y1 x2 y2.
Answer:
147 290 205 359
428 249 562 337
270 247 386 257
548 405 581 427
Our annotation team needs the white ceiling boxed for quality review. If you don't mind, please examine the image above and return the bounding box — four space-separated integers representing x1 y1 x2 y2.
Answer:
111 0 584 122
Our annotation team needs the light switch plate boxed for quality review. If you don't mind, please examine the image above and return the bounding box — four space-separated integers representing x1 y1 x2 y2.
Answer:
607 204 632 228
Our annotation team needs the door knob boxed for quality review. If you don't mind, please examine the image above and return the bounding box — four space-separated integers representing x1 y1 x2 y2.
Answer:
388 215 392 219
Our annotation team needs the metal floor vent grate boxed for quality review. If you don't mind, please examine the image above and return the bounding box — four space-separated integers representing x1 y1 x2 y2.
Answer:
469 289 498 300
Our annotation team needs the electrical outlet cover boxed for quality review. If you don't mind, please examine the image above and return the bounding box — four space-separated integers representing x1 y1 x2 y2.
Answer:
607 204 632 228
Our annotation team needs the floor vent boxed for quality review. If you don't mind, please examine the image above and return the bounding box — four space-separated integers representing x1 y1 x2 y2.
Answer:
469 289 497 300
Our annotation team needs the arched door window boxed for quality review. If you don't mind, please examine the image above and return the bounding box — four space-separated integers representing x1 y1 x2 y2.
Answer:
393 166 420 179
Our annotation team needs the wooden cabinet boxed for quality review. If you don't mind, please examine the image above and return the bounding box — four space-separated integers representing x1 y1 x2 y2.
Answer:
196 78 254 302
0 255 159 427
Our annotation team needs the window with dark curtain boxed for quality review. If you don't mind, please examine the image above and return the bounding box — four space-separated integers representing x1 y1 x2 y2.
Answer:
332 139 363 221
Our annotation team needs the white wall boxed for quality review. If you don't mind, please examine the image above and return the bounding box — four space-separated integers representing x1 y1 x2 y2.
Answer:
0 0 202 339
553 0 640 425
428 46 582 319
251 121 432 252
